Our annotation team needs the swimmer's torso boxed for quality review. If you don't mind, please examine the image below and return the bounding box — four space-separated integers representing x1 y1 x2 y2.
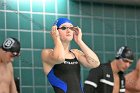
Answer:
0 63 12 93
47 57 83 93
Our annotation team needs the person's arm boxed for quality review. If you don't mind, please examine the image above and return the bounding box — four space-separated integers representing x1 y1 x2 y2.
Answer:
135 71 140 91
84 66 102 93
72 27 100 68
8 63 18 93
41 26 65 65
134 60 140 91
10 76 18 93
125 71 140 92
125 61 140 92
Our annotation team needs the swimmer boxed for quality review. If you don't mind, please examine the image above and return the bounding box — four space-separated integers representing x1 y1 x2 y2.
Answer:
0 37 20 93
41 18 100 93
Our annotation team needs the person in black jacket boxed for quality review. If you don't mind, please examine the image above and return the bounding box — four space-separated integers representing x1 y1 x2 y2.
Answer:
84 46 134 93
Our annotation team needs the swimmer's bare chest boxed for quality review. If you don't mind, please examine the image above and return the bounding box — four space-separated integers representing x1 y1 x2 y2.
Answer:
0 65 12 93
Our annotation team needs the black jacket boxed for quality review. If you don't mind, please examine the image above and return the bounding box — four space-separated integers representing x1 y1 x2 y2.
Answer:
84 62 125 93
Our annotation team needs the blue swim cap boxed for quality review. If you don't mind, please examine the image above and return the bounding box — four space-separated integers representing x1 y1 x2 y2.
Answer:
53 18 72 28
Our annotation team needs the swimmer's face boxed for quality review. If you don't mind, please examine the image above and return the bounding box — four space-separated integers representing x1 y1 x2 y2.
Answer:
119 59 132 71
3 51 15 63
57 23 74 41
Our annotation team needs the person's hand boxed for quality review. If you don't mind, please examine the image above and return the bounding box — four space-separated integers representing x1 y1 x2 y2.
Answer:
73 26 82 43
50 25 60 40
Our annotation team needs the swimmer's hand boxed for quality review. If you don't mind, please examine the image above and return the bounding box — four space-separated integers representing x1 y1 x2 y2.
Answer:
73 26 82 43
50 25 60 40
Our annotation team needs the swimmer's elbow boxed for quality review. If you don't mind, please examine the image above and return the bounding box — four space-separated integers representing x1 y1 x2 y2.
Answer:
90 60 100 68
95 61 100 68
94 61 100 68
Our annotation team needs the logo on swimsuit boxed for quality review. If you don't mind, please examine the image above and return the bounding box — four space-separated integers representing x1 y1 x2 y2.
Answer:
64 61 78 64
